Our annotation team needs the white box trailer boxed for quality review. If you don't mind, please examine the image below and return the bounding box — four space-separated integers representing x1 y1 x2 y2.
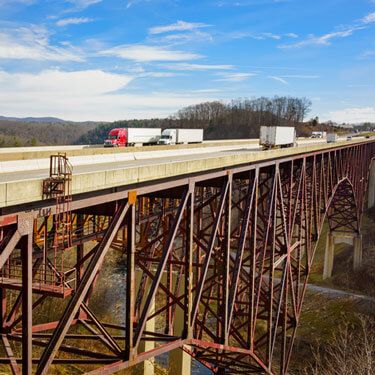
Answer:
326 133 338 143
127 128 161 145
260 126 296 149
158 129 203 145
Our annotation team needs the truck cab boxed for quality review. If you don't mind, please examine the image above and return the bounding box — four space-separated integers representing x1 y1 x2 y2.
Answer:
104 128 127 147
158 129 177 145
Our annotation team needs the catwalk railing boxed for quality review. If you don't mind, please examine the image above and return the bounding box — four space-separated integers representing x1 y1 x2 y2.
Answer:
0 140 374 374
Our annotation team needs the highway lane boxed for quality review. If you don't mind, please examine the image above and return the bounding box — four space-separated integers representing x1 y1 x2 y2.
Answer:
0 146 261 183
0 139 330 184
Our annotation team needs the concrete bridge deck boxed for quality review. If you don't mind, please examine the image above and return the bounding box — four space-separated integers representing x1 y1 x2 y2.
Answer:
0 137 368 208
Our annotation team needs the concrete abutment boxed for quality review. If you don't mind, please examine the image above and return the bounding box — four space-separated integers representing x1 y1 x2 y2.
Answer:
323 231 362 279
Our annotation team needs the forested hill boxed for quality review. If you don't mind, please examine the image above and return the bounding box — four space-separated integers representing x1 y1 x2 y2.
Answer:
0 120 97 147
0 96 341 147
77 96 316 144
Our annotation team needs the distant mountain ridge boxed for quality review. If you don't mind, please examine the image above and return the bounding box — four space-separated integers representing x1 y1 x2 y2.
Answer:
0 115 69 123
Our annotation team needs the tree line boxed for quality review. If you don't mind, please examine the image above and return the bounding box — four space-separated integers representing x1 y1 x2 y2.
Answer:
77 96 314 144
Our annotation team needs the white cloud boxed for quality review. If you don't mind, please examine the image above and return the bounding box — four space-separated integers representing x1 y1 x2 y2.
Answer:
252 32 281 40
56 17 93 27
360 50 375 59
216 72 257 82
162 63 234 71
0 25 83 61
279 26 365 48
284 33 298 38
100 44 202 62
149 20 211 35
66 0 102 10
328 107 375 123
362 12 375 24
0 0 35 5
279 74 319 79
0 69 217 121
269 75 288 84
126 0 151 9
217 0 290 6
152 30 213 44
0 69 132 94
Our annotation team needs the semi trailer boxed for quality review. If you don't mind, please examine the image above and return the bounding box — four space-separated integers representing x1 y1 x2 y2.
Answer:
158 129 204 145
104 128 161 147
260 126 296 150
326 133 338 143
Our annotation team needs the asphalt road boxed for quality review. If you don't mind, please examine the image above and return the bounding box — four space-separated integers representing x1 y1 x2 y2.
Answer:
0 138 341 183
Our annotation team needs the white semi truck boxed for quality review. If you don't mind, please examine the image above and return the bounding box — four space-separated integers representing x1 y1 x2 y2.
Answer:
326 133 338 143
104 128 161 147
158 129 204 145
260 126 296 150
311 131 327 138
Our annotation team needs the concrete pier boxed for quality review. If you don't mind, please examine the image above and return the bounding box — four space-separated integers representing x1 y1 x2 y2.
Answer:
368 161 375 209
169 303 191 375
323 231 363 279
136 272 155 375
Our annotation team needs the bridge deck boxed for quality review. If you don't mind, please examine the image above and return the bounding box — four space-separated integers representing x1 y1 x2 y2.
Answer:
0 138 369 208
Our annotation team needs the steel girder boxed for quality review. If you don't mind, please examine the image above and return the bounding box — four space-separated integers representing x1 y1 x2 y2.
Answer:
0 142 373 374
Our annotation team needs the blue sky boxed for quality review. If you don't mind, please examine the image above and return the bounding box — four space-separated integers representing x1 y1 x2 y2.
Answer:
0 0 374 123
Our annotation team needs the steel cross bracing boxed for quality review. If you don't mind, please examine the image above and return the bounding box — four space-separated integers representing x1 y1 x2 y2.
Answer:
0 141 374 374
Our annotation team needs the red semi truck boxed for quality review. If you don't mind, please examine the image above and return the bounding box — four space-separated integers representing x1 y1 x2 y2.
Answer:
104 128 161 147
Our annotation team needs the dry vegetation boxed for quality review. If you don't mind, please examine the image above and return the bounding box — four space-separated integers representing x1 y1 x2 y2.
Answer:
303 316 375 375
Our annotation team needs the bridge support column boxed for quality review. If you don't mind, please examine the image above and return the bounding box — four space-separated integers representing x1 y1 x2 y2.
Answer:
323 232 363 279
368 161 375 209
169 304 191 375
353 234 362 271
323 232 334 280
136 271 155 375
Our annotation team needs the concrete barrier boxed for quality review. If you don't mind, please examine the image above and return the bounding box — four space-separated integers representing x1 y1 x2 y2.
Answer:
0 140 257 162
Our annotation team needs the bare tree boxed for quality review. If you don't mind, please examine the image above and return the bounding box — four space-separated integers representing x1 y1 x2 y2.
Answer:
304 316 375 375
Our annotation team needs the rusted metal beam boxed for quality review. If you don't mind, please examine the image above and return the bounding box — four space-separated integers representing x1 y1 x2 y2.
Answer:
35 201 130 375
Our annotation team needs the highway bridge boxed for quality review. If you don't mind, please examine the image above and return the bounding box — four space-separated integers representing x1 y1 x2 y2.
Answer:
0 138 374 374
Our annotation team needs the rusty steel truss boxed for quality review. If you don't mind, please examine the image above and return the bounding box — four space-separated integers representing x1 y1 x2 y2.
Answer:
0 141 374 374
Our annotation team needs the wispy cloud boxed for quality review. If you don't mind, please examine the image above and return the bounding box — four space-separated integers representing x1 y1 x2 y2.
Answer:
56 17 93 27
360 50 375 59
151 30 213 45
268 75 288 84
0 0 35 5
100 44 202 62
126 0 152 9
149 20 211 35
0 25 83 61
217 0 290 7
278 26 365 48
284 33 298 38
216 72 257 82
328 107 375 123
279 11 375 49
278 74 319 79
66 0 102 10
362 12 375 24
252 32 281 40
162 63 234 71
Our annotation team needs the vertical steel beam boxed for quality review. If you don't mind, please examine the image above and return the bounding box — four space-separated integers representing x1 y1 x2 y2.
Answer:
184 182 194 339
21 233 32 375
125 198 136 361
